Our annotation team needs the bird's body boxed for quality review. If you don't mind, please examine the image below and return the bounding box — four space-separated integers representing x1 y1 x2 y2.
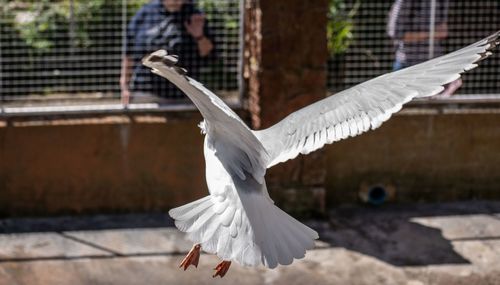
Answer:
142 31 500 275
170 124 318 268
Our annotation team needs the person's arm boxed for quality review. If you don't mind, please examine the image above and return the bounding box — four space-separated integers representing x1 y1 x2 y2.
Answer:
403 23 448 43
120 56 133 105
393 0 412 41
401 0 448 43
185 14 214 57
120 7 145 105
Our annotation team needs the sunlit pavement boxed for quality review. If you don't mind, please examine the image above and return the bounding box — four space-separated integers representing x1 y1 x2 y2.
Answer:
0 201 499 285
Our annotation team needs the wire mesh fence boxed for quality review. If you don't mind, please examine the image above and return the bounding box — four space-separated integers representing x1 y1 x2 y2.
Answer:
0 0 241 107
2 0 500 110
327 0 500 96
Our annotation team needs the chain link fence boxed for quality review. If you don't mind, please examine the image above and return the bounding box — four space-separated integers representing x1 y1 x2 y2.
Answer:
327 0 500 96
1 1 499 110
0 0 241 107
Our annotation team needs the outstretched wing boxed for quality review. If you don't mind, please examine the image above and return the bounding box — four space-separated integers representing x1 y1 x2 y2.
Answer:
143 51 269 183
254 31 500 168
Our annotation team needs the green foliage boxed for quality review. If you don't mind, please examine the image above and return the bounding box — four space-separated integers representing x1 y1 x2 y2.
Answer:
195 0 240 90
17 0 67 50
4 0 148 52
197 0 239 30
327 0 359 56
5 0 237 53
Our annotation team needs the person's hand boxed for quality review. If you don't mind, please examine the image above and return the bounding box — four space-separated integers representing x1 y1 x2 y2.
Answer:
185 14 205 39
121 88 131 106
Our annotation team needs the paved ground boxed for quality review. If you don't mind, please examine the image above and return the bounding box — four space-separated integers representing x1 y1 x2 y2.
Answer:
0 201 499 285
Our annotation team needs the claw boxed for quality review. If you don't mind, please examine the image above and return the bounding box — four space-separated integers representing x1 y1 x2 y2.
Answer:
212 261 231 278
179 244 201 271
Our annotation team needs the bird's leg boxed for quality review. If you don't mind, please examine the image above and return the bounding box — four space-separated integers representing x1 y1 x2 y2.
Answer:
179 244 201 270
212 260 231 278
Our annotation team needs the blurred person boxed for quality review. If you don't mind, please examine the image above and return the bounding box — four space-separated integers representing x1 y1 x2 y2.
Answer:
120 0 215 104
387 0 462 97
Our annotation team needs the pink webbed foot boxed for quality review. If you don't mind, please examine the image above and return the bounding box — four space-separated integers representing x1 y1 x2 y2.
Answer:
212 260 231 278
179 244 201 271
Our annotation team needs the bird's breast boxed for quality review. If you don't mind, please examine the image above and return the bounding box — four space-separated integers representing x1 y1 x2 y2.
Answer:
203 137 234 196
203 134 269 199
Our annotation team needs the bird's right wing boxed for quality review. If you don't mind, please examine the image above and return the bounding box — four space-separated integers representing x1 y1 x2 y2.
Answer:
254 31 500 168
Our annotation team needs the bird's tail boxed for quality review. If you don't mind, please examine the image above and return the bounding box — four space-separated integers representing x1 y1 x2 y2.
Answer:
169 193 318 268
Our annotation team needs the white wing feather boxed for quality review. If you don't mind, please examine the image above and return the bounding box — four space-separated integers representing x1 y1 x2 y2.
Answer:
142 51 269 183
254 31 500 168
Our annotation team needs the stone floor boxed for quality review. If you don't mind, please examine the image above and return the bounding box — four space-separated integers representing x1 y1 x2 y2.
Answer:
0 201 499 285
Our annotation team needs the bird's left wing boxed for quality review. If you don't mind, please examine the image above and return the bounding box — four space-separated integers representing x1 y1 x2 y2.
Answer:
254 31 500 168
143 51 269 183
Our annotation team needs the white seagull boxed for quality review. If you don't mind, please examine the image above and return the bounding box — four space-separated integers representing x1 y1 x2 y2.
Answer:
142 31 499 277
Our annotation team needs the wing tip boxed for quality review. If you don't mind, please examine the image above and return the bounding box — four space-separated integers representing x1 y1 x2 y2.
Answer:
142 50 188 75
474 31 500 63
487 31 500 48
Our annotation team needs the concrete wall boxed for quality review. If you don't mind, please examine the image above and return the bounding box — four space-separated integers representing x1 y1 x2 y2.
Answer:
0 114 207 216
326 110 500 206
1 109 499 217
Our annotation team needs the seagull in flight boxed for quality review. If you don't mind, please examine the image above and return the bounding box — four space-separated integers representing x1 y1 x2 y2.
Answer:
142 32 499 278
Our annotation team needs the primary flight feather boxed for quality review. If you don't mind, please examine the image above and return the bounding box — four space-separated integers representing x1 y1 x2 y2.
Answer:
142 31 499 277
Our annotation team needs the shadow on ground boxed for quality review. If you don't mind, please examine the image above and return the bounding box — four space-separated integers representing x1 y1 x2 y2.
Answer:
0 200 499 268
320 200 500 266
0 213 174 234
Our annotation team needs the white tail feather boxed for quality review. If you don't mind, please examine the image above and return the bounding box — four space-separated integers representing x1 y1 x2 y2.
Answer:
169 194 318 268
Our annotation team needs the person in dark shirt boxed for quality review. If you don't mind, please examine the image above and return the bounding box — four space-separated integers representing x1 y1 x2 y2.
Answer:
387 0 449 68
120 0 215 104
387 0 461 97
